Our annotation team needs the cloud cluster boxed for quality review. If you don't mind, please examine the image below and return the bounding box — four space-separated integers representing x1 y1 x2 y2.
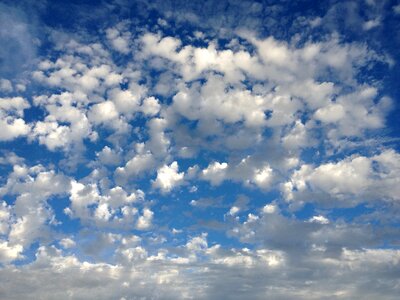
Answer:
0 0 399 299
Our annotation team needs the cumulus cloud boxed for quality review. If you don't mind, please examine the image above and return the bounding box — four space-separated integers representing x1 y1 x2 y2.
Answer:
152 161 184 193
283 150 400 207
0 97 30 141
106 26 131 54
201 162 228 186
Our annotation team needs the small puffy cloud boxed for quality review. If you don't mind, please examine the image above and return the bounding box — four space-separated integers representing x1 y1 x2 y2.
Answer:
96 146 122 166
0 97 31 141
314 103 345 124
254 36 291 66
0 241 23 263
281 121 310 150
0 118 30 141
59 238 76 249
146 117 170 157
140 97 160 116
362 18 380 31
309 215 330 224
172 75 267 129
136 208 153 230
68 180 147 228
201 162 228 186
251 165 274 189
152 161 184 193
228 206 240 216
190 196 225 209
32 121 70 151
109 88 143 116
186 233 208 253
94 203 112 221
0 79 13 93
30 92 93 152
115 144 156 181
212 248 285 268
200 158 276 190
88 101 119 124
106 27 130 54
262 204 278 214
108 186 143 208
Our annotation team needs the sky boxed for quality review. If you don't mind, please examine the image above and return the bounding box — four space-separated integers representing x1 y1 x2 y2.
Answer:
0 0 400 299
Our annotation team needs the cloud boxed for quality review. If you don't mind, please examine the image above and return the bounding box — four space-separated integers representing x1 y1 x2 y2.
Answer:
0 3 38 79
363 18 381 30
0 79 13 93
394 4 400 15
283 149 400 208
0 1 398 298
106 25 131 54
0 241 23 264
0 97 30 141
152 161 184 193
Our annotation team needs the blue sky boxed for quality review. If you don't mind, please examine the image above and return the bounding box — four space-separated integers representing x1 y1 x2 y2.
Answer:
0 0 400 299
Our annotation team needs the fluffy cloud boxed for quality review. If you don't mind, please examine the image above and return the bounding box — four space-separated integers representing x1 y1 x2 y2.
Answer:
283 149 400 207
201 162 228 186
67 179 148 229
106 25 131 54
152 161 184 193
0 97 30 141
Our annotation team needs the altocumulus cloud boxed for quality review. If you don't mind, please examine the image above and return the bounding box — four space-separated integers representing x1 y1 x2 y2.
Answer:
0 0 400 299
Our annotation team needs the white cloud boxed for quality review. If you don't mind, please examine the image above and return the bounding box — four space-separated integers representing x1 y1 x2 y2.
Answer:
140 96 160 116
96 146 122 166
32 121 71 150
0 97 30 141
309 215 330 224
281 120 310 150
283 150 400 207
0 201 11 235
251 165 274 189
0 79 13 93
314 103 345 123
106 27 131 54
0 118 30 141
115 143 156 181
146 117 170 157
228 206 240 216
88 101 119 124
136 208 153 230
172 74 267 129
201 162 228 186
363 18 380 31
109 87 143 116
68 177 148 228
0 166 70 252
59 238 76 249
262 204 277 214
152 161 184 193
0 241 23 264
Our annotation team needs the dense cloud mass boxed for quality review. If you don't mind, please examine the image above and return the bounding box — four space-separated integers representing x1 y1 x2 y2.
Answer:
0 0 400 299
